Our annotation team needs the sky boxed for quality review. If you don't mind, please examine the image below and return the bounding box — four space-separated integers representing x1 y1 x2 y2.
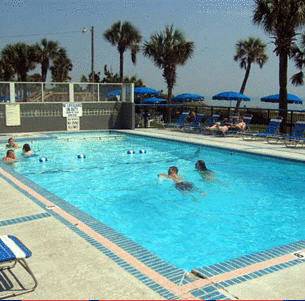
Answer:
1 0 305 107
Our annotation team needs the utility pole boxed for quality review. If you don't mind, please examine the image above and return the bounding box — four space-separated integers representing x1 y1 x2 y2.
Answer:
91 26 95 83
82 26 95 83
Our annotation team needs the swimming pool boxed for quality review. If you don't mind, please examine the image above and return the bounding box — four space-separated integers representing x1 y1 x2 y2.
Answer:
5 132 305 271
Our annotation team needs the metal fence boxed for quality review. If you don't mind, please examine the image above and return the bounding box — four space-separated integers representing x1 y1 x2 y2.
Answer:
0 82 134 103
135 104 305 131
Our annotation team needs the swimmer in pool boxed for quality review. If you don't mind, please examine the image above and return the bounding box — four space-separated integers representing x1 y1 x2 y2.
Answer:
195 160 214 181
158 166 194 192
22 144 33 157
2 149 17 164
6 137 18 149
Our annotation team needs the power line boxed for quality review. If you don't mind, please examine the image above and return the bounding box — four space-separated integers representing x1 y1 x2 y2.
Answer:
0 30 82 39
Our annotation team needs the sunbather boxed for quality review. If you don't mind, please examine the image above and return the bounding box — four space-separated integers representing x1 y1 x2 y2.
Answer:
2 149 17 164
186 111 196 123
229 118 247 132
206 122 230 134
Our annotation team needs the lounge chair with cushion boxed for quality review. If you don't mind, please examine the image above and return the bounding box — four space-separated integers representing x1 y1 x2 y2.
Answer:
0 235 38 299
284 121 305 147
242 118 282 140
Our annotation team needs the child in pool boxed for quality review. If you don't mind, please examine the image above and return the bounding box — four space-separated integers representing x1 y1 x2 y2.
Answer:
22 144 33 157
2 149 17 164
6 137 18 149
159 166 194 191
195 160 214 181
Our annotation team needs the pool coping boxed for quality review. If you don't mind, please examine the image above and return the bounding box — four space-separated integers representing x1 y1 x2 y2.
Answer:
1 130 305 299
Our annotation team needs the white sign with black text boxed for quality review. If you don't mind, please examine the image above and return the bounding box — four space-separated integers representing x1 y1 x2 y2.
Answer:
62 103 83 118
66 116 80 131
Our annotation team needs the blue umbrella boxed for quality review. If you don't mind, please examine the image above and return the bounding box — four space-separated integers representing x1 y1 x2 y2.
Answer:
212 91 251 101
172 93 204 102
261 93 303 104
142 97 166 104
107 86 160 97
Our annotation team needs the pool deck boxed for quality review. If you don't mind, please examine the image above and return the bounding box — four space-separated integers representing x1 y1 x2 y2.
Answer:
1 129 305 299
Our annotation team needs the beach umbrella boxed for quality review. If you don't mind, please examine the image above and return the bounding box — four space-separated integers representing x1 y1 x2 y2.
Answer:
172 93 205 102
212 91 251 101
107 86 160 97
142 97 166 104
261 93 303 104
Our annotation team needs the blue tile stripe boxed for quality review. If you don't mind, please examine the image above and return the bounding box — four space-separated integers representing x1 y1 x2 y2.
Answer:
191 285 229 300
218 258 305 289
0 212 51 227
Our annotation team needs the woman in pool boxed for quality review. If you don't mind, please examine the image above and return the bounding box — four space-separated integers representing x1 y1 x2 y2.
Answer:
2 149 17 164
22 144 33 157
6 137 18 149
159 166 194 191
195 160 214 181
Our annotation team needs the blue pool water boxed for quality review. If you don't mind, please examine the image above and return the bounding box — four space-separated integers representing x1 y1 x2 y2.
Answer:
5 132 305 270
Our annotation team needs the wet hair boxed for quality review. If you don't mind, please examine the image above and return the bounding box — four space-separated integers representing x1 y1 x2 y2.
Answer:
8 137 13 143
196 160 207 171
6 149 14 157
23 144 31 152
168 166 178 175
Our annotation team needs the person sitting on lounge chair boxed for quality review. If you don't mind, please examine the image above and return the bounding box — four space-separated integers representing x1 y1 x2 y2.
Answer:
186 111 196 123
229 118 247 132
2 149 17 164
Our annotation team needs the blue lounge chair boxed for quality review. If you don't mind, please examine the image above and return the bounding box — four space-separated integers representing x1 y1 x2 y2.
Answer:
173 112 188 129
284 121 305 147
242 118 282 140
0 235 38 299
183 114 204 132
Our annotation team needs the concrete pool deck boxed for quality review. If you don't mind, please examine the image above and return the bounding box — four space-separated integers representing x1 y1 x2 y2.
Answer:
1 129 305 299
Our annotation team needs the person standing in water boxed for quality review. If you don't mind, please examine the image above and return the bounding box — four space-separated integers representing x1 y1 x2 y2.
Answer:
195 160 214 181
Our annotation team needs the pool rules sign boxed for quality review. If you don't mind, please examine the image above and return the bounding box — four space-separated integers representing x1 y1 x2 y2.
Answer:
62 103 82 131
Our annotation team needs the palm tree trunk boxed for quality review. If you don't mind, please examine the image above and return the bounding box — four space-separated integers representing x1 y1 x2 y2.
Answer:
119 51 124 82
279 52 288 133
235 63 251 113
167 85 173 123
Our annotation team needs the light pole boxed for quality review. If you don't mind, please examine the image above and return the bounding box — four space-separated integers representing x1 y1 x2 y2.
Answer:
82 26 95 83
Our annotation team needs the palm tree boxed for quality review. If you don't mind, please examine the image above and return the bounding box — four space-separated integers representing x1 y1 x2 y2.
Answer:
253 0 305 132
104 21 142 82
234 37 268 111
143 25 194 104
35 38 59 82
0 58 15 81
1 43 37 81
291 34 305 86
50 48 73 82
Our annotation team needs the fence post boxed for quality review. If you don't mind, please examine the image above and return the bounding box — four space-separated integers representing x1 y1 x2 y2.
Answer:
9 82 15 103
290 111 293 134
97 83 100 102
69 83 74 102
41 83 44 102
121 84 126 102
130 83 134 103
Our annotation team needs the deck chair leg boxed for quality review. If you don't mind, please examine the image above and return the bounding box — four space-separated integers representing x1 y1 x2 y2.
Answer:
0 259 38 300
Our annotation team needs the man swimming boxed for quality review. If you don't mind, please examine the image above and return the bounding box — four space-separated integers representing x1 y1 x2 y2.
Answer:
159 166 194 191
195 160 214 181
22 144 33 157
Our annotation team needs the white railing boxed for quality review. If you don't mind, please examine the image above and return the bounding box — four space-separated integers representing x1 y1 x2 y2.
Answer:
0 82 134 103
